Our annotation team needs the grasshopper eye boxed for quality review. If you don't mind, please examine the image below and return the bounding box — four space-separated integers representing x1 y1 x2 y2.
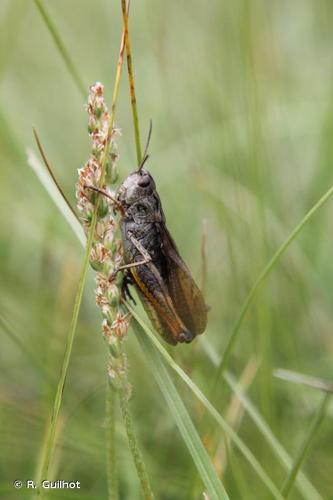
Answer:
138 174 150 188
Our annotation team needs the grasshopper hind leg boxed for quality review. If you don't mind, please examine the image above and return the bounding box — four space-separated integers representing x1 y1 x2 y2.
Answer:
121 271 137 305
132 262 195 345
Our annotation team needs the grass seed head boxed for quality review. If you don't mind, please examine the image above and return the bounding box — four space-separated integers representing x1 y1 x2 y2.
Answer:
76 82 132 378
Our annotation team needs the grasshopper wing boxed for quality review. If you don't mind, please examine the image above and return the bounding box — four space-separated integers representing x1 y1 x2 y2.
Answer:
136 289 178 345
131 260 194 345
160 225 208 336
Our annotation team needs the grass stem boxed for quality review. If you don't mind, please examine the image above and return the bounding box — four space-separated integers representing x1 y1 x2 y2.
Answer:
34 206 98 498
33 15 127 498
117 4 158 497
106 383 118 500
126 307 284 500
281 393 330 498
34 0 86 99
134 322 229 500
118 386 154 500
121 0 142 164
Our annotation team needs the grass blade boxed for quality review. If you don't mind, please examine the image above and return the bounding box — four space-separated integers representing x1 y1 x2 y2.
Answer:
34 0 86 98
201 339 322 500
281 393 330 498
27 148 86 247
121 0 142 164
127 309 284 500
34 206 98 497
224 372 322 500
33 129 79 222
135 323 229 500
274 369 333 393
106 383 118 500
213 183 333 388
118 385 154 499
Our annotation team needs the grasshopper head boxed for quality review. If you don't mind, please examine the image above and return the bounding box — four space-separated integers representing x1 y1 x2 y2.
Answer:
117 168 156 206
117 168 162 224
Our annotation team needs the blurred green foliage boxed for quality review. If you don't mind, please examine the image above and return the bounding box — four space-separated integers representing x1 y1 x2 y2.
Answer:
1 0 333 498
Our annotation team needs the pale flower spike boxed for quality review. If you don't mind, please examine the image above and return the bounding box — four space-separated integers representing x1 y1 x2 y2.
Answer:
75 82 131 389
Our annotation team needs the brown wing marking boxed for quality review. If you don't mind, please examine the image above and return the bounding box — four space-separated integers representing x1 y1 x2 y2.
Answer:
131 262 193 345
161 226 208 336
137 290 177 345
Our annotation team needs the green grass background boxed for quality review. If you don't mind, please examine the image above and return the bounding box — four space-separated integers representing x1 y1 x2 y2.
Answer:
1 0 333 498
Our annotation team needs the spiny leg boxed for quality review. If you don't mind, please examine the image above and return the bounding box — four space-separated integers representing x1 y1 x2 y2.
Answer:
110 232 152 279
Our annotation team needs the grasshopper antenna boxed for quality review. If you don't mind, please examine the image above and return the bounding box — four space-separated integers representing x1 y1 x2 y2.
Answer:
83 185 125 215
137 119 152 172
33 128 79 221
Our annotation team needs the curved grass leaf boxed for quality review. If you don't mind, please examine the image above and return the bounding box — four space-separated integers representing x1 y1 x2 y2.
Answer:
106 384 118 500
201 339 322 500
34 0 86 98
274 369 333 394
213 183 333 385
127 309 283 500
135 323 229 500
224 372 322 500
27 149 85 247
281 393 330 498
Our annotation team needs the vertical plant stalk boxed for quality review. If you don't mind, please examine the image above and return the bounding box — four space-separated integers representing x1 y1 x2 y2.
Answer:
106 384 118 500
98 3 155 498
110 345 154 499
281 393 330 498
34 0 86 99
77 79 133 498
34 24 127 499
135 322 229 500
34 213 98 499
121 0 142 164
118 385 154 500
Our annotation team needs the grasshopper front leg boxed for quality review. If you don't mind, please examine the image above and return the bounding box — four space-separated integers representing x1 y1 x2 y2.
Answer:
110 232 152 280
